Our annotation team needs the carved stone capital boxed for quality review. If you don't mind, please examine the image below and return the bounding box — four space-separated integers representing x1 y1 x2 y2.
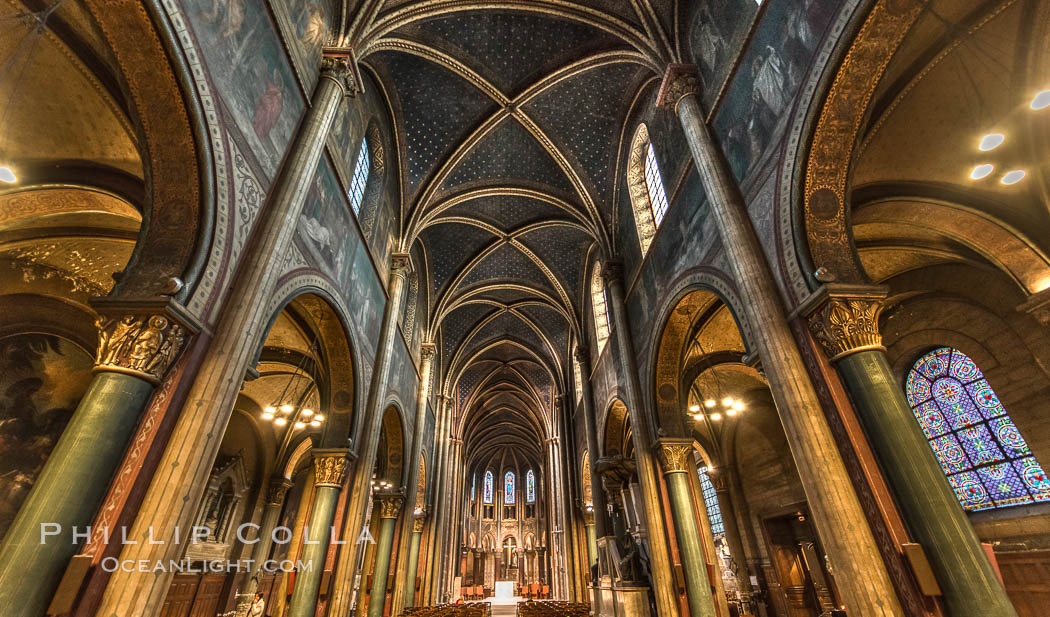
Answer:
266 477 294 505
320 46 361 96
600 260 624 286
391 252 412 278
1018 287 1050 328
413 514 426 532
655 438 694 475
582 510 595 526
657 64 701 111
573 345 590 364
801 284 889 362
94 312 187 384
313 449 350 488
420 343 436 360
377 494 404 519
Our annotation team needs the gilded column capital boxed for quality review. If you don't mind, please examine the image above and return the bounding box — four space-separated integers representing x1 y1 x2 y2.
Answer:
800 284 889 362
582 510 595 526
655 438 694 475
377 494 404 519
93 312 188 384
391 252 412 278
600 260 624 286
413 514 426 532
266 477 294 505
420 343 436 361
656 64 701 112
313 449 350 488
320 45 361 96
573 345 590 364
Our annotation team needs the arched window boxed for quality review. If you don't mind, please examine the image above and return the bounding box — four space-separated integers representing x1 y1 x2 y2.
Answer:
573 356 583 404
591 263 610 350
644 143 669 225
348 138 370 214
626 124 670 254
483 470 494 504
907 347 1050 511
697 466 724 535
471 472 476 502
504 471 516 505
526 469 536 503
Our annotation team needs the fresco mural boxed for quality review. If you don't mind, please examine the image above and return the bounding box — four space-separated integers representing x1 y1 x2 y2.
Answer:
0 334 93 539
185 0 304 177
298 159 357 285
270 0 338 91
713 0 833 179
348 238 385 362
686 0 761 110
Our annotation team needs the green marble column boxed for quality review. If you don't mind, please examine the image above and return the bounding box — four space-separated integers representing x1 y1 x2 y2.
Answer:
286 450 349 617
369 494 404 617
244 477 293 595
0 312 186 617
583 515 598 569
807 286 1017 617
657 439 717 617
403 515 425 607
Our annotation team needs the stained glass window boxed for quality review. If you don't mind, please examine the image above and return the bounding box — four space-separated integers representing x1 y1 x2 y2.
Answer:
526 469 536 503
483 470 494 504
644 143 669 226
591 264 610 350
907 347 1050 511
471 473 476 501
697 466 724 535
505 471 516 505
349 139 370 214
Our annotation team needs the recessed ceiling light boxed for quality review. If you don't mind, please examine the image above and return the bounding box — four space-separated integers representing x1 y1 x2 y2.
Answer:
1001 170 1026 185
970 164 994 180
1031 90 1050 110
978 133 1004 151
0 166 15 183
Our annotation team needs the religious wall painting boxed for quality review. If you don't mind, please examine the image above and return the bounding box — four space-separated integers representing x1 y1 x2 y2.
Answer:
185 0 303 177
328 98 367 190
347 244 384 361
0 334 92 540
269 0 337 91
687 0 761 109
368 197 398 285
297 160 359 286
713 0 833 180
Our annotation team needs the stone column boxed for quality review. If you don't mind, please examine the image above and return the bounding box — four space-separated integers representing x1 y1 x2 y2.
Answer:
602 262 680 617
805 284 1018 617
443 439 464 598
92 49 356 617
287 450 349 617
403 514 426 608
545 436 569 599
424 396 452 604
706 468 753 612
660 64 903 617
656 439 717 617
369 494 404 617
244 477 294 594
583 511 598 569
391 344 435 615
575 347 611 541
0 310 188 617
327 253 412 614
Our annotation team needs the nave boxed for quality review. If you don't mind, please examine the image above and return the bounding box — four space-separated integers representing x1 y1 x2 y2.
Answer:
0 1 1049 617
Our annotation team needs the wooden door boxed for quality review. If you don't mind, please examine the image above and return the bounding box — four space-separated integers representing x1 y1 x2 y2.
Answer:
188 573 226 617
159 574 201 617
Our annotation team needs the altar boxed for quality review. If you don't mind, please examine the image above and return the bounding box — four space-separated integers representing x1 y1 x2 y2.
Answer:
494 581 515 599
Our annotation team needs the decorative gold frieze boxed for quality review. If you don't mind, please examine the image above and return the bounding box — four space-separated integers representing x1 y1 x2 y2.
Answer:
655 439 694 475
313 450 349 488
266 478 293 505
94 314 186 384
377 494 404 519
801 285 889 362
656 64 701 112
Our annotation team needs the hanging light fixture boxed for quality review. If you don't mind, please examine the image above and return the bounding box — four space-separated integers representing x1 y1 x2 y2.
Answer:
258 337 326 433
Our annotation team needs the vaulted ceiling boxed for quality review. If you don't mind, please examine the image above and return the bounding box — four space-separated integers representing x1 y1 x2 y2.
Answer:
353 0 687 464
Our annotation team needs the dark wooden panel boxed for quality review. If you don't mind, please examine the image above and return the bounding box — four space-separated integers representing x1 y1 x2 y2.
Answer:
159 574 201 617
996 550 1050 617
